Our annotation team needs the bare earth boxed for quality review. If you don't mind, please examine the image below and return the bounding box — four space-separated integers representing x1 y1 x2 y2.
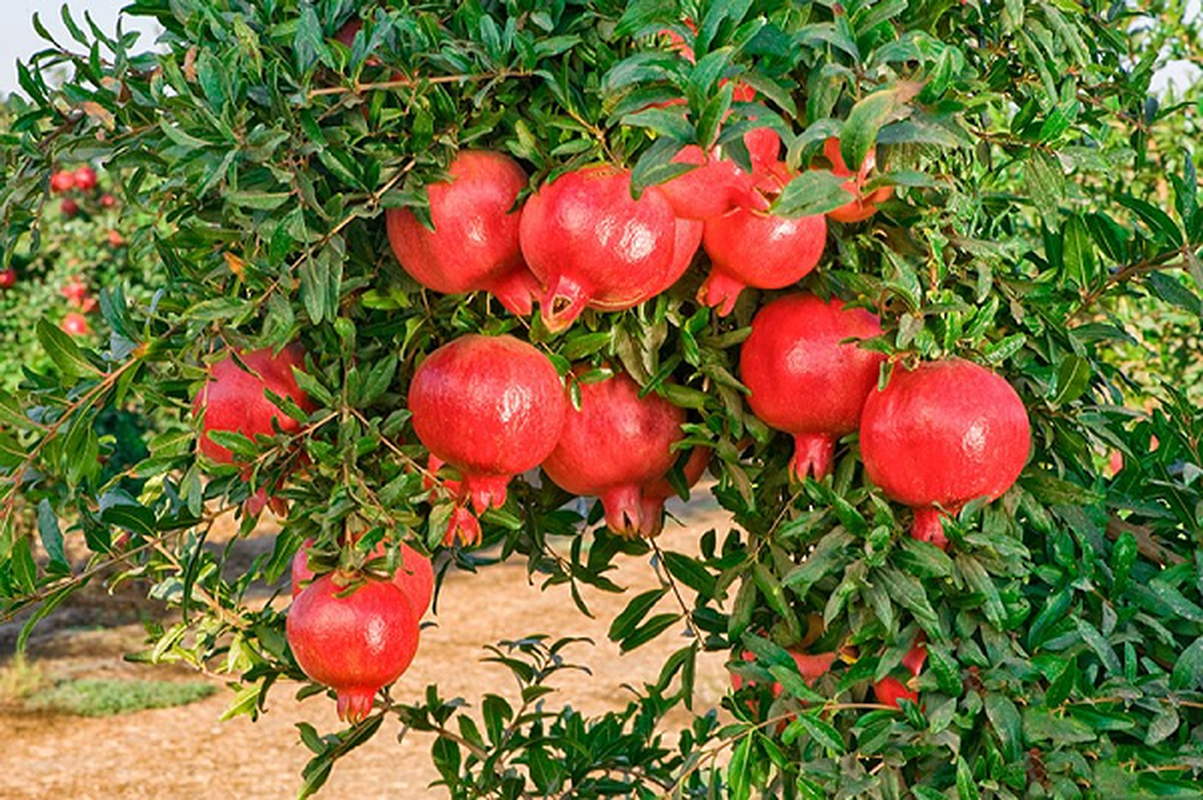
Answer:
0 497 734 799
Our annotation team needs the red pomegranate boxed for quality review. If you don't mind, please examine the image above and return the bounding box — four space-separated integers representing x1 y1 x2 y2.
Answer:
62 278 88 306
873 635 927 709
0 269 16 289
61 199 80 218
637 447 709 537
386 150 540 315
658 145 769 221
60 312 89 336
74 166 98 193
730 649 836 731
286 573 420 723
100 193 117 208
193 345 313 464
646 217 703 296
699 165 827 316
519 166 682 332
740 294 884 480
823 138 893 224
408 335 566 542
49 170 74 193
541 370 685 536
860 358 1031 549
291 539 434 617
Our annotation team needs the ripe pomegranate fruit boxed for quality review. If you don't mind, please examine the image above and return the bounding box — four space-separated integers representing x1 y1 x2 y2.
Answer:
62 278 88 306
541 370 685 536
637 447 709 537
860 358 1031 549
658 145 769 221
408 335 566 543
74 166 98 193
823 137 893 224
519 166 682 332
740 294 884 480
291 539 434 616
287 573 420 723
386 151 540 315
0 269 16 289
61 312 89 336
100 193 117 208
873 635 927 709
50 170 74 193
699 164 827 316
193 345 314 464
61 198 80 218
646 217 703 296
728 649 836 694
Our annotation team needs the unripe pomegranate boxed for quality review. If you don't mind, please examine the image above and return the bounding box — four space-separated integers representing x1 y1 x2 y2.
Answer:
740 294 884 480
386 151 540 316
61 312 89 336
193 345 314 464
74 166 98 193
699 164 827 316
637 447 709 537
291 539 434 617
50 170 75 193
408 335 566 542
287 573 420 723
0 269 16 289
823 138 893 224
519 166 681 332
860 358 1030 549
541 370 685 536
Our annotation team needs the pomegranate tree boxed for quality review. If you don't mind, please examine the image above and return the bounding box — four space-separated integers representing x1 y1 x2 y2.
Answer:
408 334 566 544
286 573 420 723
859 359 1031 549
739 294 884 480
541 369 685 537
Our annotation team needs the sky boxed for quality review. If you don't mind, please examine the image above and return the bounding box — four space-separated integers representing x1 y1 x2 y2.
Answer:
0 1 1198 95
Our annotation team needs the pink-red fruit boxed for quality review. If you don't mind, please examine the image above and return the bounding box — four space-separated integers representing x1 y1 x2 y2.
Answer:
823 138 892 224
659 145 769 221
291 540 435 617
0 269 15 289
860 359 1031 549
386 151 540 315
699 165 827 316
408 335 566 544
519 166 683 332
287 573 420 723
61 312 89 336
638 447 709 537
193 345 313 464
740 294 884 480
541 370 685 537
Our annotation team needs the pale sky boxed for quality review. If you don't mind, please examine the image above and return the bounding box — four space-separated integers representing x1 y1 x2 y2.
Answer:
0 1 1198 95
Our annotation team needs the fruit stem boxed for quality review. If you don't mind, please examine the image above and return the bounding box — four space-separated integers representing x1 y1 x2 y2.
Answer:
541 273 589 333
696 270 747 317
911 507 951 550
336 687 378 723
789 433 836 481
600 484 644 538
487 265 542 316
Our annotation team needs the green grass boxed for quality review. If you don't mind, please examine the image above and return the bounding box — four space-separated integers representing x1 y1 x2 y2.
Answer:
25 678 217 717
0 657 47 702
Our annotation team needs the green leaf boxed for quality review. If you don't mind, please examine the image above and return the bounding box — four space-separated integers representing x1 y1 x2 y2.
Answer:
662 551 716 597
773 170 854 218
36 319 99 378
1051 355 1091 407
1074 618 1121 676
840 82 921 170
957 554 1006 628
1170 636 1203 691
36 500 67 572
985 692 1024 761
956 755 980 800
787 711 846 754
1023 708 1096 745
608 587 668 643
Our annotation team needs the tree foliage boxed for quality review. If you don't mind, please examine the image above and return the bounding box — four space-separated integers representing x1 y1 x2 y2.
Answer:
1 0 1202 796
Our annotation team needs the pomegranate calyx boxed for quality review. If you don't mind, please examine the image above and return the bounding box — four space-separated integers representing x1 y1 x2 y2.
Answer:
487 266 541 316
445 505 482 547
600 483 645 538
789 433 836 482
912 507 952 550
336 686 379 724
541 273 590 334
463 473 511 515
697 269 747 317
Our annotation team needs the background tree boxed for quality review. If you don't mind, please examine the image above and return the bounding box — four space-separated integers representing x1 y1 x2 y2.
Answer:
0 0 1202 796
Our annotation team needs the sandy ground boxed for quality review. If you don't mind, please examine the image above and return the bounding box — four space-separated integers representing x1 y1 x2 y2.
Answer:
0 496 734 799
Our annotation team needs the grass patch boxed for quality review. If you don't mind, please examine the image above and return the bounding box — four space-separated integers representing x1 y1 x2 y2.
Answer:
25 678 217 717
0 657 48 702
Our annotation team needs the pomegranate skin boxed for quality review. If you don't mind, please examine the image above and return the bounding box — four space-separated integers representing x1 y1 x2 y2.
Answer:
291 539 435 617
386 151 539 315
637 447 709 537
542 371 685 537
193 345 313 464
740 294 884 481
860 358 1031 549
823 138 893 225
873 676 919 709
646 217 704 296
286 574 420 723
699 168 827 316
519 166 680 332
659 145 769 221
408 335 566 534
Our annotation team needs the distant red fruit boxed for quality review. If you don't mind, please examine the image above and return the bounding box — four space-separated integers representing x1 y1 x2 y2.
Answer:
50 170 75 194
100 194 117 208
74 166 98 193
108 230 125 247
822 138 893 224
873 676 919 709
62 279 89 307
61 312 89 336
0 269 16 289
61 199 80 218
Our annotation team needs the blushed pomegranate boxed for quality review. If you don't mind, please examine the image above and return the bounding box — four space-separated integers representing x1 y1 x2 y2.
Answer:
658 145 769 221
823 137 893 224
287 573 420 723
740 294 884 480
193 345 313 464
387 151 540 315
637 447 709 537
408 335 566 543
74 166 98 193
542 370 685 536
61 312 89 336
0 269 15 289
873 635 927 709
699 164 827 316
291 539 434 617
646 217 703 296
519 166 681 332
860 358 1031 549
728 649 836 694
50 169 74 193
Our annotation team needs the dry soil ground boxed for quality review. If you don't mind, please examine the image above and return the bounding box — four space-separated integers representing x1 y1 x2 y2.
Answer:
0 494 735 799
